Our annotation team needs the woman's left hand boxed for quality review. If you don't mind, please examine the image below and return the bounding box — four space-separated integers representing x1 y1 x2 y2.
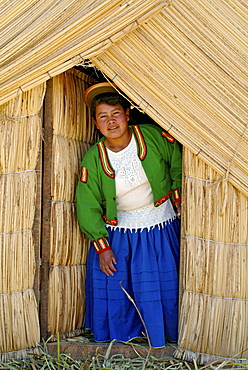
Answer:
99 249 117 276
174 200 181 217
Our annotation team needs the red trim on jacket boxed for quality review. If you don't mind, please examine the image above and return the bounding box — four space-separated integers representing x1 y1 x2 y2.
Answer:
79 166 88 183
132 125 147 160
97 142 115 179
154 190 172 207
103 215 118 226
162 131 175 143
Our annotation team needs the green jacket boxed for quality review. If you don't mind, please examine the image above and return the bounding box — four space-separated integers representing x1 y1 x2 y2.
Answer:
76 124 182 253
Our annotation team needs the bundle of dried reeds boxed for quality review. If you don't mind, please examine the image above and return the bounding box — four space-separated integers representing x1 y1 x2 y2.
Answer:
174 148 248 363
182 237 247 299
51 136 91 202
0 172 36 233
177 291 248 363
52 70 97 144
48 265 86 336
47 70 95 338
181 149 247 244
0 231 35 294
0 286 40 357
0 85 45 172
50 201 89 266
0 83 45 357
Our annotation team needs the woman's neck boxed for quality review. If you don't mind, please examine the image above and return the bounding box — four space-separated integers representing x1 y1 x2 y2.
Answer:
105 128 132 152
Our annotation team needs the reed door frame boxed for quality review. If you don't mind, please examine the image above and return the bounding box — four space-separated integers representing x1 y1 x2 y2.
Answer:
39 79 54 339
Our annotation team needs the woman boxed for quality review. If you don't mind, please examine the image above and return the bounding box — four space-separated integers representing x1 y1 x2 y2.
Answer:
76 82 182 347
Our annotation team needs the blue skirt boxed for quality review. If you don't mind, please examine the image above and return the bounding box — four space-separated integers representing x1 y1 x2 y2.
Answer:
85 218 180 348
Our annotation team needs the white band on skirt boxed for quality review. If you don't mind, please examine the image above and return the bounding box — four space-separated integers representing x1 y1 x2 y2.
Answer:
106 199 176 232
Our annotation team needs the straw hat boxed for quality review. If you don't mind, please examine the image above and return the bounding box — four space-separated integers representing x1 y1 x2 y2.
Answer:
83 82 119 108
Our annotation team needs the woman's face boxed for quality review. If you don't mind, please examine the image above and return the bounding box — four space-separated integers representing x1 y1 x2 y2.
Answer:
94 103 130 141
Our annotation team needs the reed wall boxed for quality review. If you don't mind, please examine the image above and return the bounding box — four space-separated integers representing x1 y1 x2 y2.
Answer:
0 84 46 359
46 69 96 338
175 148 248 363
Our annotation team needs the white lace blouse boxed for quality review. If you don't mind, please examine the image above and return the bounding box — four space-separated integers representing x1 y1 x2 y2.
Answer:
106 134 175 231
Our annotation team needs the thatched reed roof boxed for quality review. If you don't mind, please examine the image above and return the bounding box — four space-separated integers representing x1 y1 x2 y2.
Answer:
0 0 247 195
0 0 166 103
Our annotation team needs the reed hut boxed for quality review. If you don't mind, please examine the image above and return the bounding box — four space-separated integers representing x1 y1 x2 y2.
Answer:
0 0 247 364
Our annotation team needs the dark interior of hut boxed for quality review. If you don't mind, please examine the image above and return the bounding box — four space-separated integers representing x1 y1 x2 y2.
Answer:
75 63 159 128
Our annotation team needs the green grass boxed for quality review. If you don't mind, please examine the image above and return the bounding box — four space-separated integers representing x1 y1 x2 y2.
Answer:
0 339 247 370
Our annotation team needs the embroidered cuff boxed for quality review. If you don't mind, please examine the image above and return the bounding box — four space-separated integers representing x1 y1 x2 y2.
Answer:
172 189 181 204
92 237 111 254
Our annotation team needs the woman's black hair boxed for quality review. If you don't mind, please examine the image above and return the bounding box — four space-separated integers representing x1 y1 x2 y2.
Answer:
91 93 130 119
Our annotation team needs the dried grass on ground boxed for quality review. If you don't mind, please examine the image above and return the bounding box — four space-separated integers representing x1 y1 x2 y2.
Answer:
0 339 247 370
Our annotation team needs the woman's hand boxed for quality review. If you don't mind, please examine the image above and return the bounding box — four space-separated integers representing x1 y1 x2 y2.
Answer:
99 249 117 276
174 200 181 217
